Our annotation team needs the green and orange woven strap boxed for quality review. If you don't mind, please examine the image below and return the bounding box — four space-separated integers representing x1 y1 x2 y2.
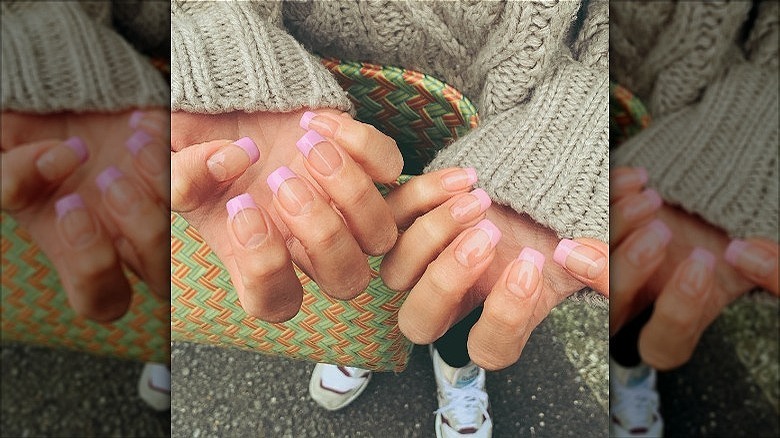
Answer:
609 82 651 148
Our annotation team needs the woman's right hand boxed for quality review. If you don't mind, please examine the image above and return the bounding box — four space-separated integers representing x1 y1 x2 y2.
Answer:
171 110 403 322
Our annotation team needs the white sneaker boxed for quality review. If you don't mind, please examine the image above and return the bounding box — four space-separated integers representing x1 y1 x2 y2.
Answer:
138 362 170 412
610 357 663 437
430 346 492 438
308 363 372 411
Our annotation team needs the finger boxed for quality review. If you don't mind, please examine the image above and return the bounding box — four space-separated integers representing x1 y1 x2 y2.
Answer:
224 194 303 322
295 130 397 255
266 166 371 300
125 129 170 206
171 137 261 212
609 189 662 247
468 248 545 370
1 137 88 212
96 167 169 299
609 220 672 335
54 193 133 322
129 110 168 136
610 166 648 203
639 248 716 370
398 219 501 344
724 238 779 295
300 111 403 183
384 167 478 229
552 237 609 297
381 188 491 291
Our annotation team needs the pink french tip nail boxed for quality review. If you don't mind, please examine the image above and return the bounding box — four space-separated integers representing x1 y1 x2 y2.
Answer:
519 247 545 272
125 130 153 156
636 167 648 185
465 167 478 185
690 247 716 269
471 188 492 211
648 219 672 245
300 111 317 130
724 239 748 266
266 166 297 195
474 219 501 246
63 136 89 164
55 193 85 219
643 189 663 209
233 137 261 164
96 166 123 193
129 111 145 130
296 130 327 157
226 193 257 221
553 238 579 267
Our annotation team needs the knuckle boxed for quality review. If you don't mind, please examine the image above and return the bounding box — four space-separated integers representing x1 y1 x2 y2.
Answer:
241 254 290 290
308 217 346 251
484 303 527 334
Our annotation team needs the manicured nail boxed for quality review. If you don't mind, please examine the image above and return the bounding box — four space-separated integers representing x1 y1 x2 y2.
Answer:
36 137 88 181
626 219 672 266
441 167 478 191
611 167 648 191
266 166 314 216
301 111 338 137
207 138 261 182
296 130 342 176
125 130 153 155
450 188 492 223
226 193 268 249
678 248 715 296
507 247 545 297
725 239 775 279
129 111 145 130
55 193 96 248
125 131 164 176
96 166 140 215
621 189 662 221
553 239 607 279
454 219 501 267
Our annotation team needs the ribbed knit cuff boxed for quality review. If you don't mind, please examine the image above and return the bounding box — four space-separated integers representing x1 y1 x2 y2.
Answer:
171 1 351 114
1 2 169 113
612 63 779 240
426 60 609 243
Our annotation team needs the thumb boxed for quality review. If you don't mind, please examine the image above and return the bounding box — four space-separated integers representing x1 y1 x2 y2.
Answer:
552 237 609 297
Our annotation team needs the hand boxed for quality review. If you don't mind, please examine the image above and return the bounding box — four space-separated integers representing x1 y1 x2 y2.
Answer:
380 170 608 370
171 110 403 322
1 109 169 321
609 166 778 370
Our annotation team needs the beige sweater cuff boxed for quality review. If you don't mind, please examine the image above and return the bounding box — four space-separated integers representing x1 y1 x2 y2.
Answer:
171 1 351 115
1 2 169 113
425 60 609 243
611 63 779 240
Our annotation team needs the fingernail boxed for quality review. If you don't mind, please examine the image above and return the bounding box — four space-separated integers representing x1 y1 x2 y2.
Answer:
450 188 492 223
207 138 261 182
626 219 672 266
454 219 501 267
266 166 313 216
301 111 338 137
678 247 715 296
621 189 662 221
96 166 140 215
126 131 164 176
55 193 96 248
553 239 607 279
226 193 269 249
725 239 775 279
611 167 648 191
129 111 145 130
35 137 88 181
507 247 545 297
296 130 343 176
441 167 478 191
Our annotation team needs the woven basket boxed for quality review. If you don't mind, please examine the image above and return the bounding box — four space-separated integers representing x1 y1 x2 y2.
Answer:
170 59 479 372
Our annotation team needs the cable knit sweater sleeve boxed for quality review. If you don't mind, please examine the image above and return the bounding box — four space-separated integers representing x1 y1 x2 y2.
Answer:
1 1 168 113
610 2 779 240
425 1 609 243
170 0 351 114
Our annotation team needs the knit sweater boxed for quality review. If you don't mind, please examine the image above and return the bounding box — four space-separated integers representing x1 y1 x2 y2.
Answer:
171 0 610 244
1 1 169 112
610 1 779 240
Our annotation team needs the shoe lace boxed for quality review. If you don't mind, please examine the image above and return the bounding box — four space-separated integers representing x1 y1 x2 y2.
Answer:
435 384 489 430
